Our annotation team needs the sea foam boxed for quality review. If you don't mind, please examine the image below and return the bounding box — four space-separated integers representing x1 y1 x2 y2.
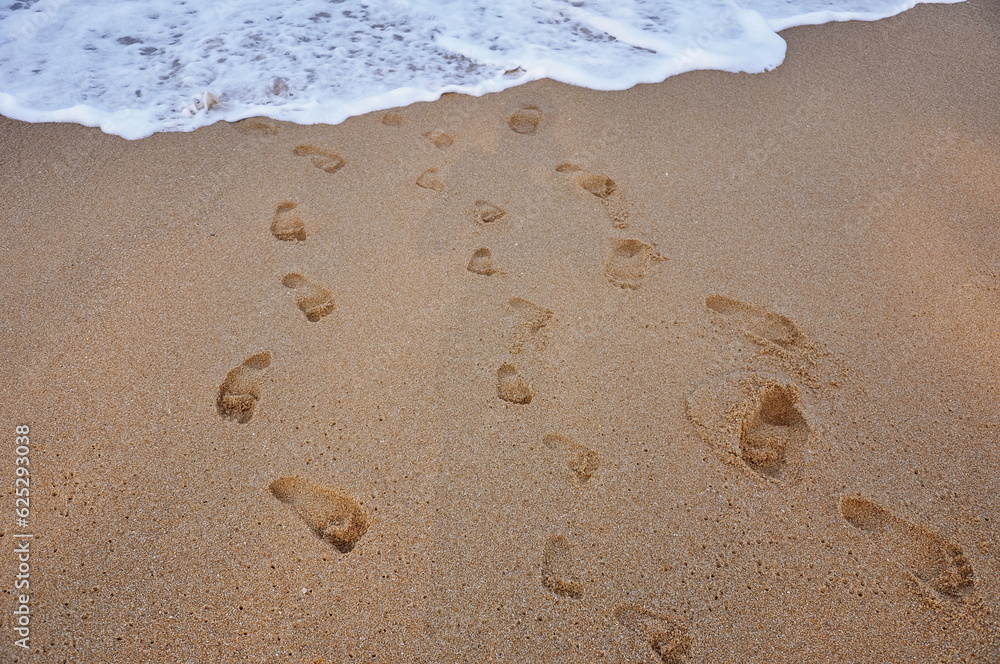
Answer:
0 0 960 139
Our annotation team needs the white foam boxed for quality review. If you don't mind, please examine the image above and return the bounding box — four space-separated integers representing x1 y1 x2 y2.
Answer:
0 0 961 139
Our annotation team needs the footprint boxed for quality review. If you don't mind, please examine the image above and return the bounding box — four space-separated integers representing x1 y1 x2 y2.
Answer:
424 130 454 148
467 247 498 276
738 382 809 478
235 117 278 135
293 144 346 173
705 295 804 348
506 297 553 355
416 168 445 192
270 201 307 241
282 273 335 322
556 163 632 228
541 534 584 599
497 363 533 404
473 200 506 224
542 432 599 485
508 106 542 135
216 351 272 423
687 373 812 481
269 476 369 553
381 111 405 126
838 495 975 599
613 604 692 664
604 239 666 289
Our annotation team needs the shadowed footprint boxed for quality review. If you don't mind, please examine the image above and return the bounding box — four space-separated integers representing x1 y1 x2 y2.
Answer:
497 363 533 404
541 534 584 599
235 118 278 135
556 163 632 228
739 382 809 478
705 295 804 347
542 432 599 485
293 144 346 173
473 200 506 224
217 351 272 423
270 201 307 241
282 273 335 322
467 247 498 276
416 168 445 192
424 130 454 148
269 477 369 553
613 604 692 664
508 106 542 134
604 239 666 289
506 297 553 355
838 495 974 599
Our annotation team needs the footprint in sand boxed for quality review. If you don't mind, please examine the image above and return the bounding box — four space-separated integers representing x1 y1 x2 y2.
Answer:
216 351 272 423
381 111 405 126
497 363 533 404
282 272 335 322
542 432 599 485
508 106 542 135
705 295 804 348
424 130 454 148
270 201 307 242
541 534 584 599
473 200 506 224
556 163 632 228
838 495 974 599
269 476 369 553
687 374 812 481
416 168 445 192
604 239 666 289
506 297 553 355
293 144 346 173
235 118 278 135
613 604 692 664
467 247 499 276
738 382 809 479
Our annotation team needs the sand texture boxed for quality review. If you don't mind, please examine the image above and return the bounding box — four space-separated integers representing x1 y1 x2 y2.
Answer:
2 1 1000 661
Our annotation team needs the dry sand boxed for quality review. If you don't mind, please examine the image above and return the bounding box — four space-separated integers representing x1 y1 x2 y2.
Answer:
2 1 999 661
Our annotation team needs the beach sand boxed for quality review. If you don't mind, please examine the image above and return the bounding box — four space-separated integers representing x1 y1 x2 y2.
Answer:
2 0 999 661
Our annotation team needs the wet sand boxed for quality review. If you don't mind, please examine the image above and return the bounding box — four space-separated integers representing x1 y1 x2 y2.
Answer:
1 0 999 661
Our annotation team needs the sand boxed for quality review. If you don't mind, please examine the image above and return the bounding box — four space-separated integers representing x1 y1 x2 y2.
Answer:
1 1 999 661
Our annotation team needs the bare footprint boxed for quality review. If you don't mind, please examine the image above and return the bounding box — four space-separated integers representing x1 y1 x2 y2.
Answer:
604 239 666 289
839 495 975 599
282 272 335 322
473 200 506 224
506 297 553 355
556 163 632 228
613 604 692 664
270 201 307 241
687 373 812 481
381 111 405 126
705 295 804 348
467 247 498 276
293 144 346 173
508 106 542 135
416 168 445 192
424 130 454 148
269 476 369 553
542 432 599 485
216 351 272 423
497 363 533 404
541 534 584 599
235 117 278 135
738 382 809 479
